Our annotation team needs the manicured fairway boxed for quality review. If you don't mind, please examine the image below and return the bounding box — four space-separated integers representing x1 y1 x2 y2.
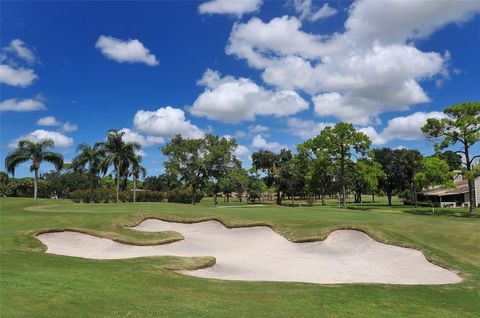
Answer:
1 197 479 317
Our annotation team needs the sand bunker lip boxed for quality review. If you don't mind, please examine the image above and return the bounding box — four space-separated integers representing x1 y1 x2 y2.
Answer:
36 219 461 285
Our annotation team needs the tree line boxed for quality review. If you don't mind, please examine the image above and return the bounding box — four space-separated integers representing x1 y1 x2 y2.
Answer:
3 102 479 213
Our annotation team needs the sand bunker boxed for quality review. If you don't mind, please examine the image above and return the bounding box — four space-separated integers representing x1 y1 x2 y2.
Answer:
36 219 461 284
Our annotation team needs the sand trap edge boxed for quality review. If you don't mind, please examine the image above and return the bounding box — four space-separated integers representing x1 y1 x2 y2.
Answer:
127 216 464 280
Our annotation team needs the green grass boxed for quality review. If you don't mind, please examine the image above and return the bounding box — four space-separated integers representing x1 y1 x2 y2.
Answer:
1 197 479 317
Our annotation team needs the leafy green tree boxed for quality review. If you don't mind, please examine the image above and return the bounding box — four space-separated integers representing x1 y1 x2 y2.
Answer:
204 135 238 205
251 149 299 205
143 173 179 192
246 174 267 202
422 102 480 213
162 135 207 204
313 122 371 208
71 143 105 201
5 139 63 201
350 158 385 204
434 150 463 171
129 154 146 203
251 150 281 204
297 139 335 205
415 157 453 191
99 130 141 203
219 160 249 202
400 149 423 207
373 148 406 206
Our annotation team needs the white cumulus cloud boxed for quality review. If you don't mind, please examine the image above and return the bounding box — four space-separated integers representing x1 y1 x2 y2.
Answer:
189 69 308 123
0 97 45 112
294 1 337 21
133 106 204 139
4 39 36 64
226 1 480 124
0 64 38 87
251 134 288 152
95 35 159 66
9 130 73 148
37 116 61 126
359 111 448 145
199 0 262 17
287 118 332 139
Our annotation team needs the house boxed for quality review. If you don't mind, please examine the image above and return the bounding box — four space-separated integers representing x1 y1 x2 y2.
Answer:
419 175 480 208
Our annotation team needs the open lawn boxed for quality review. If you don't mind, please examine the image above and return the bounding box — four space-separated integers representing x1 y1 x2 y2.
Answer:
1 197 479 317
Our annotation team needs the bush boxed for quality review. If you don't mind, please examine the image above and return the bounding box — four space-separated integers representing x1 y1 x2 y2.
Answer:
166 188 203 204
68 188 165 203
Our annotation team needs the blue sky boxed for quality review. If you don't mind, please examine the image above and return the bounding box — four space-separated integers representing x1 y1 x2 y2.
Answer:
1 0 479 177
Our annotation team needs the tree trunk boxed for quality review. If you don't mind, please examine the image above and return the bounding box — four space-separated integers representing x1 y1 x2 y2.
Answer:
226 193 230 203
133 176 137 203
372 193 375 203
321 191 326 206
89 176 95 203
341 184 346 208
412 180 418 208
115 164 120 203
33 169 38 201
192 184 197 205
387 191 392 206
214 193 218 206
465 146 475 214
276 190 281 205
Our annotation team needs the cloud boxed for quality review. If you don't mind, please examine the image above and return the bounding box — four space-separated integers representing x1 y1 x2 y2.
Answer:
0 97 45 112
189 69 308 123
249 124 269 134
119 128 165 147
9 130 73 148
294 1 337 21
287 118 332 139
36 116 78 132
226 2 480 124
62 122 78 132
95 35 159 66
133 106 204 139
199 0 262 17
359 111 448 145
251 134 288 152
4 39 36 64
0 64 38 87
37 116 61 126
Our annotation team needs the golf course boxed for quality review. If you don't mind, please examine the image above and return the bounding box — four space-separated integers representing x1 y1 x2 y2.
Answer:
1 197 479 317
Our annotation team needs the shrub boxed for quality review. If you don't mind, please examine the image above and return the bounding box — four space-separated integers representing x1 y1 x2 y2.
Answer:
166 188 203 204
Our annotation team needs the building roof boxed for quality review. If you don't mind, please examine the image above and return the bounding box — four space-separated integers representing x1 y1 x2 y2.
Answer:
423 179 470 197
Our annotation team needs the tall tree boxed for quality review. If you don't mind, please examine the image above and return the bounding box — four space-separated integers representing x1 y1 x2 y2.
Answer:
128 154 146 203
435 150 463 171
71 143 105 201
100 130 141 203
251 150 281 204
5 139 63 201
251 149 298 205
399 149 423 207
350 158 385 204
373 148 406 206
297 138 335 205
314 123 371 208
204 135 238 205
422 102 480 213
162 135 208 204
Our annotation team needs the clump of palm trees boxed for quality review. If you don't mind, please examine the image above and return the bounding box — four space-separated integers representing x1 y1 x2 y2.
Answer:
5 140 64 201
5 129 146 202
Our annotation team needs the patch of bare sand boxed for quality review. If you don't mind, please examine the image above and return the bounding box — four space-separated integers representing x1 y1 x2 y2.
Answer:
36 219 461 284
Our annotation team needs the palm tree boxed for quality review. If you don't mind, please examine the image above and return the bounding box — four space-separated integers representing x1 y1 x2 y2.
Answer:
5 139 63 201
99 130 141 203
129 153 146 203
71 143 105 201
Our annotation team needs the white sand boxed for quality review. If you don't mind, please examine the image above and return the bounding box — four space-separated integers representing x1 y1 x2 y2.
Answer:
36 219 461 284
